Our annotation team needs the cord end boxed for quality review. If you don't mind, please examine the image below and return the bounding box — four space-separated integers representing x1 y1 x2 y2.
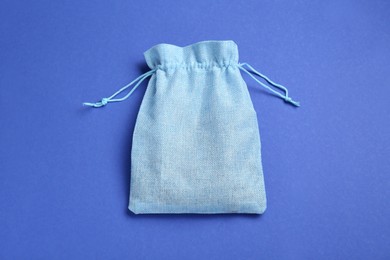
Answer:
83 98 109 108
285 97 300 107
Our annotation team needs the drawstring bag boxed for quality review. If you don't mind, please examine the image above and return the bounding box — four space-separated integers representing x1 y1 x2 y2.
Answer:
84 40 299 214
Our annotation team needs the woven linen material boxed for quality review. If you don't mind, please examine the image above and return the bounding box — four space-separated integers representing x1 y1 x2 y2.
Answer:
129 40 266 214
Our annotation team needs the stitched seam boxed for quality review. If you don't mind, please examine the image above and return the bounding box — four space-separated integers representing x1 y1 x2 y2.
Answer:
155 62 239 71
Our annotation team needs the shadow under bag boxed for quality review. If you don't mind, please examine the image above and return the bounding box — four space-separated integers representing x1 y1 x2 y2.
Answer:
84 40 299 214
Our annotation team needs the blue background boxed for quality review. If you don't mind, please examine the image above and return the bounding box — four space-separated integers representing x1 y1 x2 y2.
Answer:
1 0 389 259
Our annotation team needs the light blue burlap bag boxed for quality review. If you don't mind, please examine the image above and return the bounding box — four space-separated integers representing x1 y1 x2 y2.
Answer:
84 40 299 214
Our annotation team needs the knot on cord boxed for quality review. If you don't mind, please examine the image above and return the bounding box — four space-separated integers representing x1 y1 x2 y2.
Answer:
100 98 109 106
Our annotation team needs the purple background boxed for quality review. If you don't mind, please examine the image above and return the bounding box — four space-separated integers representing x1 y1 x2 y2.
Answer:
1 0 389 259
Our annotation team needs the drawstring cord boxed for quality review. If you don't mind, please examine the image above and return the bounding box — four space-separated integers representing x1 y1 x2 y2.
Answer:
83 63 299 108
238 63 300 107
83 69 156 108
